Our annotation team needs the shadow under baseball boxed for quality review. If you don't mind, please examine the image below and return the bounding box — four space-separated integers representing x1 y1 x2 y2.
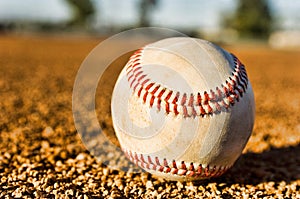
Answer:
201 143 300 186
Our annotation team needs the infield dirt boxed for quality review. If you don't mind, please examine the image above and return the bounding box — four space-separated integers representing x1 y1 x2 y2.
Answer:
0 35 299 198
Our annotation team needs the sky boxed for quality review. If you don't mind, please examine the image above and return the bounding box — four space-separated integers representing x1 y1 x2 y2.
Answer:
0 0 299 30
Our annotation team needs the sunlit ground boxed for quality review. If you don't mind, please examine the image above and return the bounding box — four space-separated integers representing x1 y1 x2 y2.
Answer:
0 35 299 198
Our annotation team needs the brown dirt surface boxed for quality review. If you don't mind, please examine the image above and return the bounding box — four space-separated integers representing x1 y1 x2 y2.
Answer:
0 35 299 198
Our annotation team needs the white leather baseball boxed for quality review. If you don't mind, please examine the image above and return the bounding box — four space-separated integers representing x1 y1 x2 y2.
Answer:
111 37 255 181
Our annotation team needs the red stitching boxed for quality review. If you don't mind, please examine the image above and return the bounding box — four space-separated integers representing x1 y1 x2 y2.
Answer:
125 48 249 117
122 148 231 178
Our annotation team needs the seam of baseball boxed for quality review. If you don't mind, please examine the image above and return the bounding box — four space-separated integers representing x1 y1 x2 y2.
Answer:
122 148 231 178
125 47 248 118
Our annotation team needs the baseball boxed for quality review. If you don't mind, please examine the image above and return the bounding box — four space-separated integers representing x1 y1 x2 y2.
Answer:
111 37 255 181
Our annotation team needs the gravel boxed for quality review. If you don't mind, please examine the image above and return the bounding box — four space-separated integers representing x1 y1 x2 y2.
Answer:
0 35 299 198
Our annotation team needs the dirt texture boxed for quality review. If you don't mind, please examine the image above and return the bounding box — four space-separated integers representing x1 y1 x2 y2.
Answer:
0 35 299 198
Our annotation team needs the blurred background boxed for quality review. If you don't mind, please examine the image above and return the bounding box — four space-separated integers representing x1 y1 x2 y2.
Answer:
0 0 300 47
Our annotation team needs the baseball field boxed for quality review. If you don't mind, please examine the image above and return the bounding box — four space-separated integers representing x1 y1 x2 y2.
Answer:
0 35 299 198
